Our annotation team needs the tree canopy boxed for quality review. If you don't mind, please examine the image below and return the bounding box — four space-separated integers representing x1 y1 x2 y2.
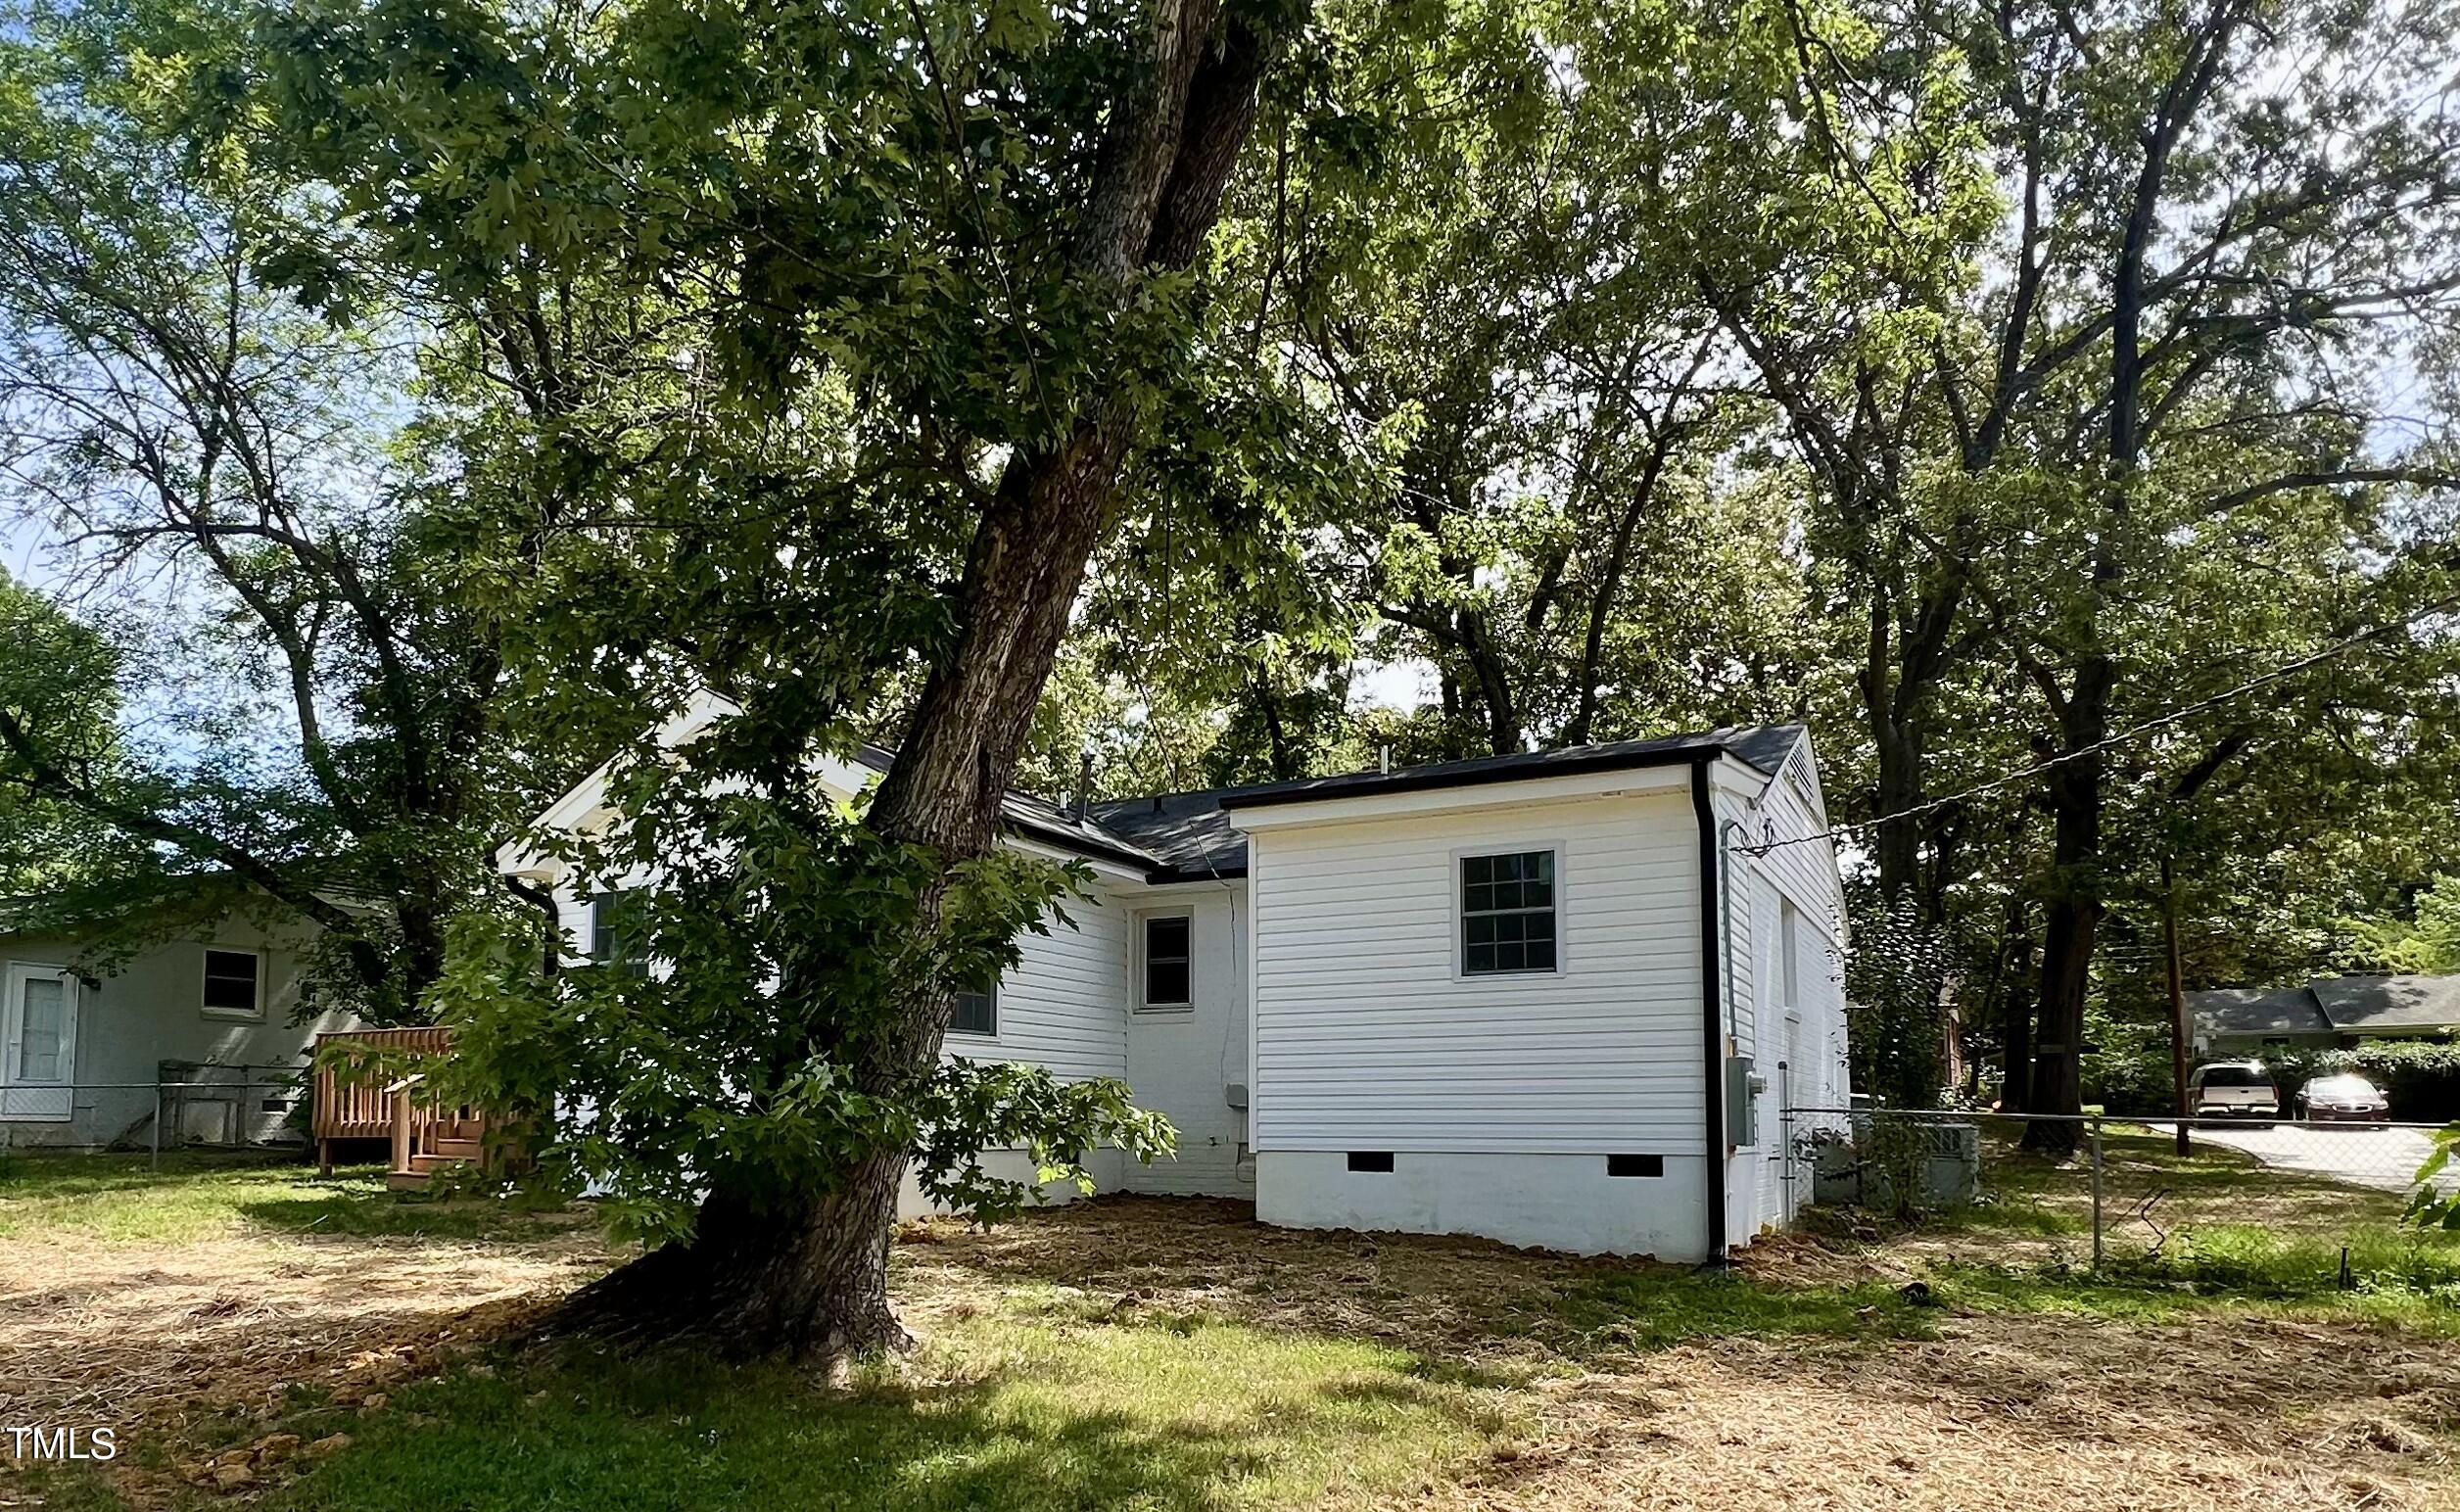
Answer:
0 0 2450 1348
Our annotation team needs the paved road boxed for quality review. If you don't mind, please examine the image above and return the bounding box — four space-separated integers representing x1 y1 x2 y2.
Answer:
2147 1120 2453 1197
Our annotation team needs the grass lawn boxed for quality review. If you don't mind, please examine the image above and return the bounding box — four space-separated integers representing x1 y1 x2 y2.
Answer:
0 1151 573 1245
5 1149 2458 1510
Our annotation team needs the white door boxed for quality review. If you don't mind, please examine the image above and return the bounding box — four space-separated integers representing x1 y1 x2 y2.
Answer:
1 963 75 1121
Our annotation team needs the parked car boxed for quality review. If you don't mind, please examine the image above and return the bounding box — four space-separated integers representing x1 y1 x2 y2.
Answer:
2187 1061 2280 1121
2294 1071 2391 1124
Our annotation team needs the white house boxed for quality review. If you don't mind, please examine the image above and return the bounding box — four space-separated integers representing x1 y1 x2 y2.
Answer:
0 898 355 1148
499 701 1852 1261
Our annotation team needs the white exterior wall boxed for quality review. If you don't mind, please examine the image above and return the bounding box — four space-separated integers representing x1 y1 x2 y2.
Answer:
1243 780 1716 1258
1121 880 1254 1198
945 886 1132 1084
1255 1150 1710 1257
1718 746 1852 1239
538 857 1258 1214
0 917 355 1149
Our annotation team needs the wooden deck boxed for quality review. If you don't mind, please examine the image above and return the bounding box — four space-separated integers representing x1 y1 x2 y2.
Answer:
311 1027 516 1191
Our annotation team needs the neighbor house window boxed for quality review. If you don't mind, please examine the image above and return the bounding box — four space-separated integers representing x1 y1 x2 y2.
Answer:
951 980 997 1037
202 949 261 1018
1460 850 1558 974
1142 914 1192 1009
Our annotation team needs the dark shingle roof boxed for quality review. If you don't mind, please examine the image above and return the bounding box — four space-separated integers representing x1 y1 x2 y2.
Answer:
2188 973 2460 1039
854 725 1811 883
1085 789 1248 881
1212 726 1808 811
850 745 1162 873
2186 984 2332 1038
2313 974 2460 1031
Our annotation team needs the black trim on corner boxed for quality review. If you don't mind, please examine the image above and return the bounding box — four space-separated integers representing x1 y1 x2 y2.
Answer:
1690 757 1729 1267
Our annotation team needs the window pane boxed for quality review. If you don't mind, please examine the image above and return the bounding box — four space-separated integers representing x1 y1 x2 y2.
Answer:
203 950 259 1013
19 976 62 1080
951 987 996 1036
1146 959 1191 1006
1146 915 1190 961
1461 850 1557 975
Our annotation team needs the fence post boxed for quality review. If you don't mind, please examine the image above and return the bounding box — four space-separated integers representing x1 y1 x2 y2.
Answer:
2089 1114 2105 1272
150 1082 163 1172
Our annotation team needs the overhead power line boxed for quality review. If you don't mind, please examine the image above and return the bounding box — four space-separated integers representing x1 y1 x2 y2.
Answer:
1744 590 2460 858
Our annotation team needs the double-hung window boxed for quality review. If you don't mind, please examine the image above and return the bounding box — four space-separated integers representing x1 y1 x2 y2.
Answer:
202 949 263 1019
1460 850 1559 975
1141 914 1193 1009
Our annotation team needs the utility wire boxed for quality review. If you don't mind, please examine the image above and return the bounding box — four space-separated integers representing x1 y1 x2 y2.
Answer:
1743 589 2460 858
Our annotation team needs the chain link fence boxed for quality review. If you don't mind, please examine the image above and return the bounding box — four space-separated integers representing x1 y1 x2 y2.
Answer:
1782 1106 2460 1285
0 1064 311 1169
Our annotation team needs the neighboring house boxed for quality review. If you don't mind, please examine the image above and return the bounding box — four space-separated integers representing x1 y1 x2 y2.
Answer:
2190 973 2460 1060
0 898 356 1148
498 696 1854 1262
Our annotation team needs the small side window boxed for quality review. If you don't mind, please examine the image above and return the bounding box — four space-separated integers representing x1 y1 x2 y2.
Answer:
202 949 261 1018
951 981 997 1037
1142 914 1193 1009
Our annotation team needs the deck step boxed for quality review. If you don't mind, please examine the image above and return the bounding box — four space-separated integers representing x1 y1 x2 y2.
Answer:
429 1137 485 1159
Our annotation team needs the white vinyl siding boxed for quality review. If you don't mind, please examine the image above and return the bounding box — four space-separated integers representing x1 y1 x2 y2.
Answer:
1720 746 1852 1236
950 982 996 1037
1249 791 1706 1156
945 888 1131 1083
1123 883 1252 1198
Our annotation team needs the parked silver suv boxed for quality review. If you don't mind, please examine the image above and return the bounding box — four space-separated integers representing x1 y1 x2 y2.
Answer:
2187 1061 2280 1121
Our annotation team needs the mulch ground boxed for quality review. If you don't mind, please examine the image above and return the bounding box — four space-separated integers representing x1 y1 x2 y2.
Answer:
3 1189 2454 1509
901 1197 2460 1511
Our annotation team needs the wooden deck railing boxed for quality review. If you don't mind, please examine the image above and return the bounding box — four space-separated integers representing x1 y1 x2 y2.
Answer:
312 1026 506 1185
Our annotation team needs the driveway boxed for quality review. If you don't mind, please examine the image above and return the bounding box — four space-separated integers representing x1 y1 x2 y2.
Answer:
2147 1120 2453 1197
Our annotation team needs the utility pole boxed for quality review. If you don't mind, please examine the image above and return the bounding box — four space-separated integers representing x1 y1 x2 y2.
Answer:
2163 854 2191 1157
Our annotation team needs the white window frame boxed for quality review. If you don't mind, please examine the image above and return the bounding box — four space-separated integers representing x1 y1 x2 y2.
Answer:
1136 908 1196 1012
201 947 265 1022
1452 842 1568 980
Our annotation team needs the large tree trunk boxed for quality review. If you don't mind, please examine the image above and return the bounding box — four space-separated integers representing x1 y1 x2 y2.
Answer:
1996 894 2037 1112
561 0 1286 1365
2023 717 2105 1154
560 1149 911 1358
